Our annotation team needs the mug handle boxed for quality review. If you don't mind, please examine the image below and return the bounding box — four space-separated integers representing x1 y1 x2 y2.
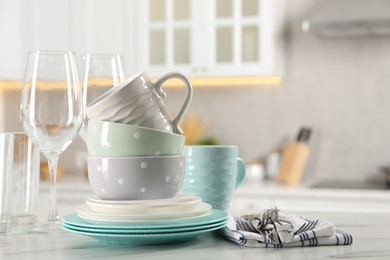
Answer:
154 72 193 135
235 158 246 190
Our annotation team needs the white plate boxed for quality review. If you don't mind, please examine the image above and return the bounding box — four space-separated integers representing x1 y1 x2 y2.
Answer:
88 192 196 206
76 203 212 221
64 210 226 228
77 210 213 225
86 197 202 214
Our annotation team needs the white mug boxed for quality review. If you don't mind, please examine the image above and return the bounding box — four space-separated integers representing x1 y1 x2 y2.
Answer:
86 71 193 135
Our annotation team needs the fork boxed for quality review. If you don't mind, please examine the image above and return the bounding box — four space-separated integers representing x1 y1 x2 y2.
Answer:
294 219 319 234
234 216 258 233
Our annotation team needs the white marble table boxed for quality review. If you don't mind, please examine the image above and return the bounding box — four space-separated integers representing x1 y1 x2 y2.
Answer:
1 180 390 260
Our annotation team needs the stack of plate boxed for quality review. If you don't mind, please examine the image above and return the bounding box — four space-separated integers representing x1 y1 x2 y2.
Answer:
62 193 227 245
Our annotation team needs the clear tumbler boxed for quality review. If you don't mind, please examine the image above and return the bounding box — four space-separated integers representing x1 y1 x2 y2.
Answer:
0 133 13 234
10 133 40 231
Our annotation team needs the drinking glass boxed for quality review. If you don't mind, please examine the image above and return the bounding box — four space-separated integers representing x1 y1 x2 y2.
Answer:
20 50 84 232
78 54 126 141
0 133 13 235
11 133 40 232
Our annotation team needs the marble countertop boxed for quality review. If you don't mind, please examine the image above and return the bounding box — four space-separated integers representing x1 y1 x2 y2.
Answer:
2 211 390 260
1 179 390 259
231 181 390 214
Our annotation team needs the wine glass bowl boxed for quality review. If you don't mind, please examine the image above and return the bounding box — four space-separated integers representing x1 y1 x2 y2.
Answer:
78 54 126 142
20 50 84 232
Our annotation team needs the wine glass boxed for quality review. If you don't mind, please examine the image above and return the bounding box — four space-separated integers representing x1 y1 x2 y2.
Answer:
78 54 126 141
20 50 84 232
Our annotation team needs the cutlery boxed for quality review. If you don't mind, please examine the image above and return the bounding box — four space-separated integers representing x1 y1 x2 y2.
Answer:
294 219 319 234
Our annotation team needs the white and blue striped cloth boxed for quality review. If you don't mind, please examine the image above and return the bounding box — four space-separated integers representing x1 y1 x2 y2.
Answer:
219 208 353 248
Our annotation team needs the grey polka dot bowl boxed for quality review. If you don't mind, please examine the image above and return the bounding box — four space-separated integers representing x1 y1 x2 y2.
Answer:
87 156 185 200
87 120 185 157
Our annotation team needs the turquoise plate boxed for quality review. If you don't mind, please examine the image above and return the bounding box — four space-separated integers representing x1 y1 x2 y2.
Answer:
63 220 226 234
62 224 225 245
63 209 227 230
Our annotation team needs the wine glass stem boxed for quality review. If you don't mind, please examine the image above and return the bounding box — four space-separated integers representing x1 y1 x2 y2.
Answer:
47 156 60 225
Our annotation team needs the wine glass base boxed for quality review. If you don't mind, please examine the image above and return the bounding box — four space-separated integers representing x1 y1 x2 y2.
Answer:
29 221 65 234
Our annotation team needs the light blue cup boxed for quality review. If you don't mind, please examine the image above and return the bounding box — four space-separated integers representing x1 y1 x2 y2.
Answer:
181 145 246 212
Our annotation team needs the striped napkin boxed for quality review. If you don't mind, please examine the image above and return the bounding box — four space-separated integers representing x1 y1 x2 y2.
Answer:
218 208 353 248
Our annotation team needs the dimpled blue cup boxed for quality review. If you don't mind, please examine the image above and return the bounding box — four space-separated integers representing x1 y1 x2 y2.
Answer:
181 146 246 212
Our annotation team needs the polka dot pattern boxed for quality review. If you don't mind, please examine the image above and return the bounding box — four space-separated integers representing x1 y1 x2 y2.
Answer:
103 142 112 148
134 132 141 139
89 156 185 200
140 162 148 169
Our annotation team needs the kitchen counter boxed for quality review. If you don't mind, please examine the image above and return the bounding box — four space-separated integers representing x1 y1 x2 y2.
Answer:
1 179 390 259
232 181 390 214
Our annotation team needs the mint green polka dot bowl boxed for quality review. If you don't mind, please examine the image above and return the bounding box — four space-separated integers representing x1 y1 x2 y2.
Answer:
87 120 185 157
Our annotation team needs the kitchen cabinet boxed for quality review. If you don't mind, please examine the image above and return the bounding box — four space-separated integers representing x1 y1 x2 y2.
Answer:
0 0 134 80
0 0 284 82
136 0 284 77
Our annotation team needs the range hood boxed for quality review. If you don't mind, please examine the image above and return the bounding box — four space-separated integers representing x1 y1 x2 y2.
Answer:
302 18 390 38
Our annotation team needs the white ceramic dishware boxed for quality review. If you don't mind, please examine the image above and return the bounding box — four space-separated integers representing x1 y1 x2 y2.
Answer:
88 156 185 200
86 199 204 215
76 203 212 221
86 197 202 214
77 210 213 225
87 120 185 157
88 192 196 206
86 71 193 135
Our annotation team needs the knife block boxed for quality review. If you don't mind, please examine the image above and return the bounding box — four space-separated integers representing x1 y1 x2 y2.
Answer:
276 142 310 186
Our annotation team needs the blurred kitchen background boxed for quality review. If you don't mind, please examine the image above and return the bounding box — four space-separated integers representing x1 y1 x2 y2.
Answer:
1 0 390 188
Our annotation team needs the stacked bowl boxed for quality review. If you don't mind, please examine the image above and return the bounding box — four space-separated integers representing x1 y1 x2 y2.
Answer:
86 120 186 200
61 71 228 245
84 70 193 200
